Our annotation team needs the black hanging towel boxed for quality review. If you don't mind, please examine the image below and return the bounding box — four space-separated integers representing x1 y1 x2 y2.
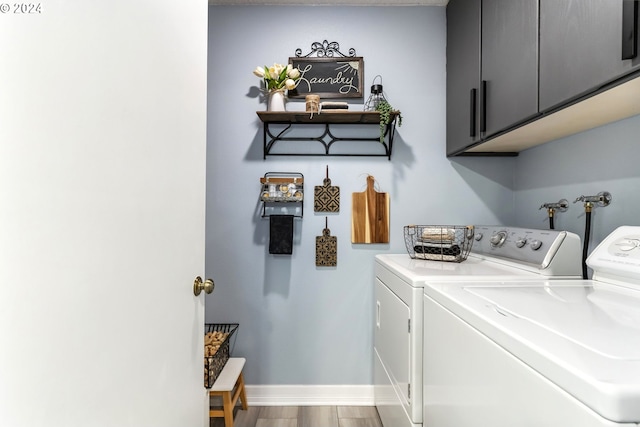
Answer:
269 215 294 254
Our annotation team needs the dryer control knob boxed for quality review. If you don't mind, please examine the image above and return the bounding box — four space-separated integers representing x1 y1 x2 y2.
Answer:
530 240 543 250
516 238 527 248
474 233 483 241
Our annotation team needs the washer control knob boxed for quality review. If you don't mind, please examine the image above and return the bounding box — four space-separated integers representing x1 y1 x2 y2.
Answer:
530 240 543 251
515 238 527 248
490 231 507 247
474 233 483 241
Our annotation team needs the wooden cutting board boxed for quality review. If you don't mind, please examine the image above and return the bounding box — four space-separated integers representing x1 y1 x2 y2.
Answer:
316 218 337 267
351 175 389 243
314 166 340 212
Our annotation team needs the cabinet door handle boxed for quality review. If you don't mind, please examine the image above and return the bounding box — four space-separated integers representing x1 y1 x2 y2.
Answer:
470 88 477 138
480 80 487 133
622 0 638 60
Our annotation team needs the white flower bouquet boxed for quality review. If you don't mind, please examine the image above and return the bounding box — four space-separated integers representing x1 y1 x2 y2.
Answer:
253 62 301 92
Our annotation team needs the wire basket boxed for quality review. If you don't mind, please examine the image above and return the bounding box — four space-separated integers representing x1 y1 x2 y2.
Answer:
404 225 475 262
204 323 238 388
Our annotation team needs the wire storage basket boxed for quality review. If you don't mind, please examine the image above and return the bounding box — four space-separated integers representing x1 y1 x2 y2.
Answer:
204 323 238 388
404 225 475 262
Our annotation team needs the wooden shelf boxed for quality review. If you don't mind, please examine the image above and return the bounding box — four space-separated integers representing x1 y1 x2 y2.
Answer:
257 111 396 124
256 111 399 159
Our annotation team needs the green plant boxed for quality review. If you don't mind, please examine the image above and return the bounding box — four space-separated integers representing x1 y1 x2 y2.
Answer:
375 100 402 143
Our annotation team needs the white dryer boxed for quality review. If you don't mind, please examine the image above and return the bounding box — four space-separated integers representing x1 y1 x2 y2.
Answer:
423 225 640 426
374 226 582 427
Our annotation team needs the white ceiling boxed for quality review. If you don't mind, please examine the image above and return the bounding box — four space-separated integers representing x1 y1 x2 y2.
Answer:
208 0 448 5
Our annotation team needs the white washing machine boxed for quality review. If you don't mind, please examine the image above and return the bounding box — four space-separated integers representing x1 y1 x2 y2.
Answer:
374 226 582 427
423 225 640 426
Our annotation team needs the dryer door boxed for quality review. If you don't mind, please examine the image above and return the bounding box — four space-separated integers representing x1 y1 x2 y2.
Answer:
375 278 411 405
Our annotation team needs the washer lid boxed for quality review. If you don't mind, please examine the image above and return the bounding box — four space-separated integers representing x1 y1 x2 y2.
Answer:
465 284 640 360
425 280 640 423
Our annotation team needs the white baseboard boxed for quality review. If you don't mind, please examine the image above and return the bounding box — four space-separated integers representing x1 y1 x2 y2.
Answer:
244 385 375 406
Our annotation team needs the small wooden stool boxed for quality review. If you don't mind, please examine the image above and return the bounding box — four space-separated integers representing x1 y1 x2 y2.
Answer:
208 357 248 427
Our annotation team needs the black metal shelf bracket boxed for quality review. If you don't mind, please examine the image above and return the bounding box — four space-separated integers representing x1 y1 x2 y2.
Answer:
262 121 396 160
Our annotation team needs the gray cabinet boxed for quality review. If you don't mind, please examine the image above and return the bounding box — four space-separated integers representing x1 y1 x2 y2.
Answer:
540 0 640 112
446 0 538 156
446 0 481 156
448 0 640 156
481 0 539 137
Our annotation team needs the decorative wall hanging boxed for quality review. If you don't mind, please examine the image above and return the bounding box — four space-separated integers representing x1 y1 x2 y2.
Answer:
316 217 337 267
351 175 390 244
288 40 364 99
314 166 340 213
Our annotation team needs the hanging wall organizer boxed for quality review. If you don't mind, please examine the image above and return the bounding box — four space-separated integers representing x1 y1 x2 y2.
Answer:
260 172 304 218
260 172 304 255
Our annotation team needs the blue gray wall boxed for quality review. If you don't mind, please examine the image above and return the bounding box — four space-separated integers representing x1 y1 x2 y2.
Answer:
205 5 515 385
206 5 640 387
513 114 640 258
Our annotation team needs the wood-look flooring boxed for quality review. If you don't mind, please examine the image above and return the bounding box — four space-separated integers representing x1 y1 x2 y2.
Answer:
209 406 383 427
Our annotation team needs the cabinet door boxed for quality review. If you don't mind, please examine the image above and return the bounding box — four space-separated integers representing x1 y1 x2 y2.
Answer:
446 0 481 156
482 0 539 138
540 0 640 112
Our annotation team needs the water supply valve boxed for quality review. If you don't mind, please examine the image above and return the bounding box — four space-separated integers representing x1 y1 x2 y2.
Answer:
574 191 612 212
539 199 569 215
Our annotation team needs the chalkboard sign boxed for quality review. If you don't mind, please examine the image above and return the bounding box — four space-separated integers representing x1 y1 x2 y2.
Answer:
288 57 364 99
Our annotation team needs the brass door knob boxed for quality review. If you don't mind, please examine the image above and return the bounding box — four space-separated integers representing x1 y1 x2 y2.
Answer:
193 276 214 296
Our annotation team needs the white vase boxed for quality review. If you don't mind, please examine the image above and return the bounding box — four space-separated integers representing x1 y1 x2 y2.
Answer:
268 90 286 111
